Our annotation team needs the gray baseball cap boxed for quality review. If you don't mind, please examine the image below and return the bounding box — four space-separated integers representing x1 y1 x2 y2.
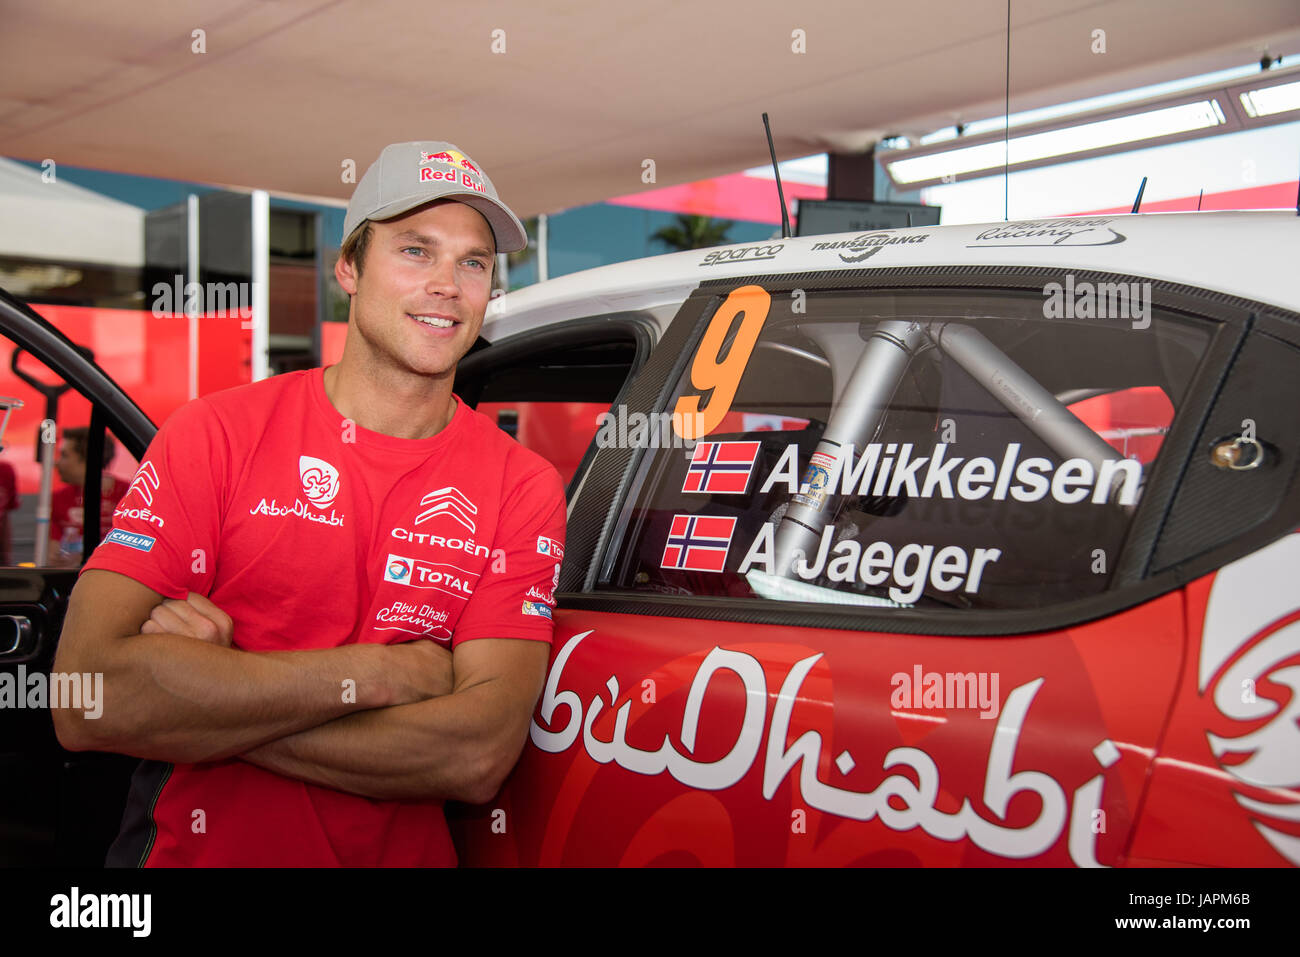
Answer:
343 141 527 253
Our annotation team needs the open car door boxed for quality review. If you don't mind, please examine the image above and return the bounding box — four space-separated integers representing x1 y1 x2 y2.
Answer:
0 289 154 865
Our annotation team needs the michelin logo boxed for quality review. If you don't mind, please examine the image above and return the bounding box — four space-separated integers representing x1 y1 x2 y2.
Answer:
103 529 156 552
522 601 553 620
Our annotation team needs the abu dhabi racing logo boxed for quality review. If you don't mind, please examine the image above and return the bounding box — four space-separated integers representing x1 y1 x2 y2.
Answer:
299 456 341 509
1199 534 1300 866
966 218 1126 248
414 486 477 533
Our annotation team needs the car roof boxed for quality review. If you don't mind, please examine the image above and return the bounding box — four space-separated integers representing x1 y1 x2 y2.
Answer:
483 210 1300 341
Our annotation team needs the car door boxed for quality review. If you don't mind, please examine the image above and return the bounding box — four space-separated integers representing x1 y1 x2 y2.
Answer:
1124 310 1300 867
452 312 658 498
454 264 1297 867
0 289 154 866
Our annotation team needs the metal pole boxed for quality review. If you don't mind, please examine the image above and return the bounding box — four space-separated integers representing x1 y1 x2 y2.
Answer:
772 320 930 577
34 420 54 567
250 190 271 381
186 193 200 399
537 212 549 283
928 322 1122 469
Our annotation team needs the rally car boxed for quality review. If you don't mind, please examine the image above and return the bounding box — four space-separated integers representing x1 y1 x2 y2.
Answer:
1 211 1297 867
449 210 1300 867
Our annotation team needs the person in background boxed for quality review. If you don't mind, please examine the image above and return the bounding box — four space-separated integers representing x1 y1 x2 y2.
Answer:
50 426 125 567
0 458 18 564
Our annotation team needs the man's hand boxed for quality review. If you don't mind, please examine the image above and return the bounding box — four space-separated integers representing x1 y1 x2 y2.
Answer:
53 570 458 763
137 591 454 698
141 592 233 646
241 637 550 803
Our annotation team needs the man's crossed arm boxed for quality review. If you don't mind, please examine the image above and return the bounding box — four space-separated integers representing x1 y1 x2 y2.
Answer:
53 569 550 804
239 637 548 803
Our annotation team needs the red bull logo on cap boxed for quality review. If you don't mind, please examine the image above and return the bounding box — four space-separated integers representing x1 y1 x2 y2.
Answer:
420 149 479 173
419 166 487 193
417 148 486 193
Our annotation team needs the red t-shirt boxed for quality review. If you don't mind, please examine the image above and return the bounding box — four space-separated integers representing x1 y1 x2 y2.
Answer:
83 367 566 866
51 474 125 556
0 461 18 565
0 461 18 513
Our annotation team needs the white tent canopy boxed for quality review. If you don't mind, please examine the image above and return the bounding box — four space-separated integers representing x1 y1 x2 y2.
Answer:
0 158 143 266
2 0 1298 217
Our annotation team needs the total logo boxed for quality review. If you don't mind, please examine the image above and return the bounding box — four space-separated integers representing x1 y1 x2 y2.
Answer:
386 557 411 583
383 553 476 598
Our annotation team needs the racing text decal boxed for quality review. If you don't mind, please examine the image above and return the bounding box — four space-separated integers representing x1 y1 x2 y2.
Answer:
531 630 1120 866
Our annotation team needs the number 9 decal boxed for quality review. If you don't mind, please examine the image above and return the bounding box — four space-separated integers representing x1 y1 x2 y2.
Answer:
672 285 772 439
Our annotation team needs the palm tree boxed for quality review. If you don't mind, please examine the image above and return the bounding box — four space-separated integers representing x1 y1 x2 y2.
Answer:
507 216 539 269
651 214 735 251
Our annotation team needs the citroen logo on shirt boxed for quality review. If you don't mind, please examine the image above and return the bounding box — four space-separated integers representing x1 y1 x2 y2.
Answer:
413 487 477 533
125 461 160 507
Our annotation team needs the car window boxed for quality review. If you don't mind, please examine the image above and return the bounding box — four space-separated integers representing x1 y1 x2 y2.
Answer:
476 401 610 487
0 337 138 569
456 320 652 495
597 283 1211 611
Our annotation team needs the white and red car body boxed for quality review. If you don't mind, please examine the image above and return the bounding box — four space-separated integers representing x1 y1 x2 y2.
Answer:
451 211 1300 867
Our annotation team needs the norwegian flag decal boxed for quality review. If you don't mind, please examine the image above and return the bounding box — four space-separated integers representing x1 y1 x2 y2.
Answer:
682 441 760 494
660 514 737 573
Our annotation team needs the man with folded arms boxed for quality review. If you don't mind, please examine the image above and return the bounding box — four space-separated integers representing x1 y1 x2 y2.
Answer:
53 142 565 867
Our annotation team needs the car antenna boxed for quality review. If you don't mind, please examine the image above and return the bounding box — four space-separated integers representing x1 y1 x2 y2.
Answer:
1131 176 1147 214
1197 188 1203 211
1003 0 1010 221
762 112 792 239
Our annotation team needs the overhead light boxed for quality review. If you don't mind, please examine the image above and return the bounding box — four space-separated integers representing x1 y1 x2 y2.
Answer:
880 62 1300 190
1239 79 1300 118
888 100 1225 185
913 60 1270 147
